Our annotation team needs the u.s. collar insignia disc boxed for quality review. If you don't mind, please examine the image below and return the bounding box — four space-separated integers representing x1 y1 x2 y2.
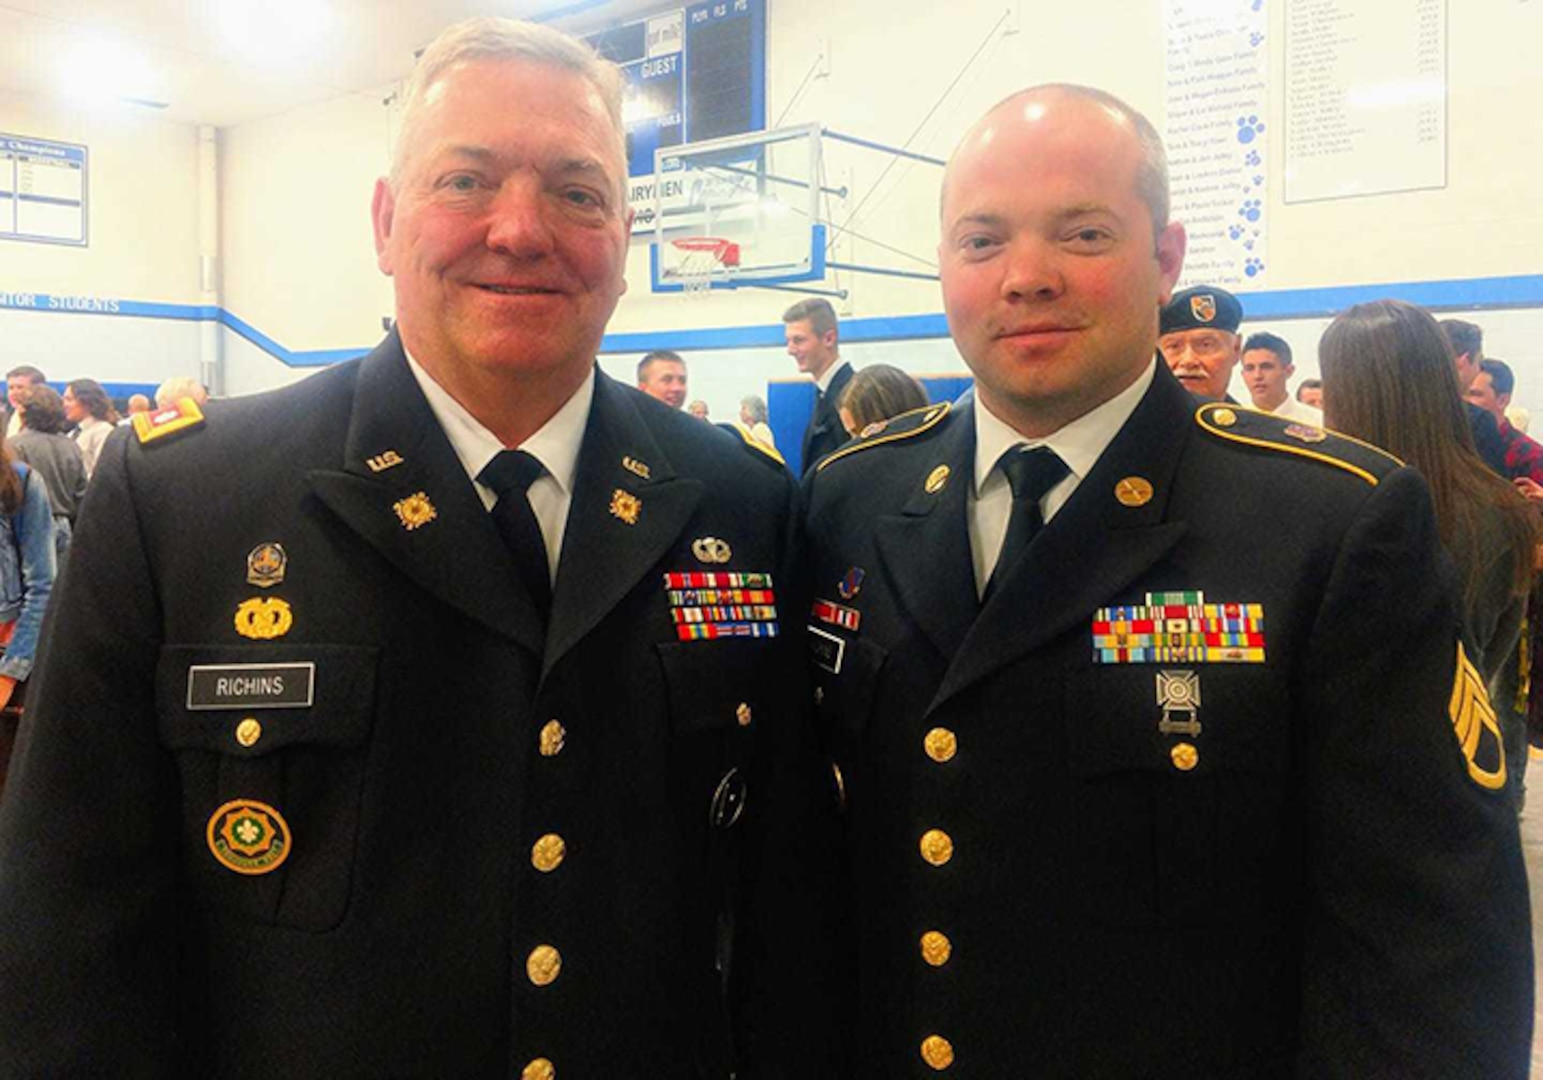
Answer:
234 597 293 640
1114 477 1154 507
393 492 437 531
692 536 732 564
610 489 642 525
246 542 287 588
206 798 291 875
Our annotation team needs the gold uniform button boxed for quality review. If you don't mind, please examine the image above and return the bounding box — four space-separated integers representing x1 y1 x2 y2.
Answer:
539 720 566 757
521 1059 555 1080
234 717 262 748
1171 742 1199 772
923 727 957 763
919 828 954 867
920 1034 955 1071
526 945 562 986
1212 407 1238 427
919 930 953 967
531 834 567 873
735 702 752 727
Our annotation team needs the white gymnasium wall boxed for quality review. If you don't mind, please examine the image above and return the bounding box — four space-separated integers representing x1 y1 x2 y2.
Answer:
0 89 204 385
0 2 1537 412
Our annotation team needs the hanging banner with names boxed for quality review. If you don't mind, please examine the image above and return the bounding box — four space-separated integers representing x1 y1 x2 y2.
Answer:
1284 0 1446 204
1164 0 1270 288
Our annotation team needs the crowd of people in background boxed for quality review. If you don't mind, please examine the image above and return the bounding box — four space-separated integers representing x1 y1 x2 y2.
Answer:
0 368 211 798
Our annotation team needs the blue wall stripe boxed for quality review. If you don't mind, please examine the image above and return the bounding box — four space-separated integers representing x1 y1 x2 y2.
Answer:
1 273 1540 368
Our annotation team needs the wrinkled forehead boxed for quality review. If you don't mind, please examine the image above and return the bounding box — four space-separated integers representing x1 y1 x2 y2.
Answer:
1161 328 1239 352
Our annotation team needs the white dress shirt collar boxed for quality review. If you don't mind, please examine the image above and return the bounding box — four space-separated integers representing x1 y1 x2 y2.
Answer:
973 358 1156 504
815 359 849 397
404 351 592 499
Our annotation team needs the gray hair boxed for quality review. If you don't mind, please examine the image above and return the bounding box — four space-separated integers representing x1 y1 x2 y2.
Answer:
391 18 627 192
739 395 769 424
947 83 1170 238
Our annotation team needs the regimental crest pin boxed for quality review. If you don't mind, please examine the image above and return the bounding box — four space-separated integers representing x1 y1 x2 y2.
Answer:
246 542 287 588
366 450 404 473
837 566 866 601
692 536 732 564
610 489 642 526
1191 294 1217 323
1283 424 1327 444
206 798 292 876
393 492 437 531
234 597 294 641
1156 669 1202 736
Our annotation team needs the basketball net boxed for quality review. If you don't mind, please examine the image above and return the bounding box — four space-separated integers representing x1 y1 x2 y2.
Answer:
671 237 739 300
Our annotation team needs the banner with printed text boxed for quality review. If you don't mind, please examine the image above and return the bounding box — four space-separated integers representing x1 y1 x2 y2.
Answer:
1164 0 1270 288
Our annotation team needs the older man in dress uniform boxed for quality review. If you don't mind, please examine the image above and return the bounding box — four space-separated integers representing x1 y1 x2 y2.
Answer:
0 18 840 1078
803 84 1531 1077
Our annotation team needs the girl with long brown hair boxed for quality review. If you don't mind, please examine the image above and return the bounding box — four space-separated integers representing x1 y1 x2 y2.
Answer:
1320 299 1537 800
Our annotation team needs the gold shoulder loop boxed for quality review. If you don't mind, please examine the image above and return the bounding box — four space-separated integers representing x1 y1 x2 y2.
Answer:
734 425 786 467
1193 402 1401 486
134 398 207 446
816 401 952 473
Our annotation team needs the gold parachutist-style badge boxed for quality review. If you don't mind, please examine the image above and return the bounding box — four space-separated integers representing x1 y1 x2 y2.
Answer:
234 598 293 640
393 492 437 531
692 536 732 564
206 798 292 875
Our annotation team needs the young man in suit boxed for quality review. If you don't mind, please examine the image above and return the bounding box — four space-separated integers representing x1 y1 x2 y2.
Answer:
786 297 852 472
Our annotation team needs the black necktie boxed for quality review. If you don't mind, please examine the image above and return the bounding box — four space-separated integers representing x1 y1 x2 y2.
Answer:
985 446 1069 600
478 450 552 621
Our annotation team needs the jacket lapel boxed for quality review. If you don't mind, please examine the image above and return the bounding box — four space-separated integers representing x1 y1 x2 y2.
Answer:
873 405 979 663
543 374 702 676
305 335 546 655
930 367 1194 713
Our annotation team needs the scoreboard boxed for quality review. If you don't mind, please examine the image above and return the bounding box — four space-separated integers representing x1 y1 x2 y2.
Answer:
586 0 767 180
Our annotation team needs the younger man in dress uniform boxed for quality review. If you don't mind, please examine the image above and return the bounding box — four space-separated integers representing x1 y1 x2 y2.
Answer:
803 83 1530 1077
0 18 840 1078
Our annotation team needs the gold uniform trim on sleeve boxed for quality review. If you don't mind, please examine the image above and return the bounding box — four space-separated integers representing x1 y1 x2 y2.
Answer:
1193 402 1401 486
1449 641 1507 791
815 401 952 473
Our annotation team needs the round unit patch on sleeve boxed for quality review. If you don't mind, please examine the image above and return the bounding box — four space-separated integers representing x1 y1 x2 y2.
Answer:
206 798 292 875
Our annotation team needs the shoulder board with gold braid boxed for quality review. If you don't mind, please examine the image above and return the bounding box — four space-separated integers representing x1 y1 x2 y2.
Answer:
732 424 787 468
133 398 206 446
816 401 952 473
1194 402 1401 485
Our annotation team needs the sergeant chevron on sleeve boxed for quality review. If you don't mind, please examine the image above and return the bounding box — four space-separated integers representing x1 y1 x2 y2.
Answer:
803 82 1532 1078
